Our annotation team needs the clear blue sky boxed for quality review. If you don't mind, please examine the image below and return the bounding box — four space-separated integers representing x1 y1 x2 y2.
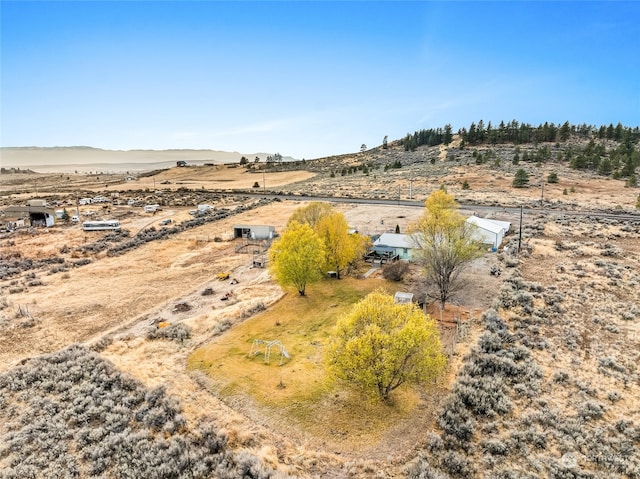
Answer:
1 1 639 159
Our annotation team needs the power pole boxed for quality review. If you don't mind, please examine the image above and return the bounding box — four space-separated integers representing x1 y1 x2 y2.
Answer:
517 205 523 255
263 168 266 193
409 178 413 200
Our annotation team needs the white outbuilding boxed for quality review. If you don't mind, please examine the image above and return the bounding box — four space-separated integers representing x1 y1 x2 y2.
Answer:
466 216 511 250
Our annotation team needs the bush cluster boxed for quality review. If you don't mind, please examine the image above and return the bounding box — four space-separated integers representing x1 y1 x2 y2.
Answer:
146 323 192 343
0 345 292 479
382 260 410 281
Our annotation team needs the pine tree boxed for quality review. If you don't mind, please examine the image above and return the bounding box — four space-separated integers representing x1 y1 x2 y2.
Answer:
513 169 530 188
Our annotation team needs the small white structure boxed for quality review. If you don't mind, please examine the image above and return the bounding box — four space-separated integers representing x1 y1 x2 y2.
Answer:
250 339 290 365
4 218 26 230
79 198 93 205
82 220 121 231
233 224 276 240
466 216 511 250
144 204 160 213
197 204 213 213
394 292 414 304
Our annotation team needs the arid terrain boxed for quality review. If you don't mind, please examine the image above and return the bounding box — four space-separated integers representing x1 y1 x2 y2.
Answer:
1 138 639 478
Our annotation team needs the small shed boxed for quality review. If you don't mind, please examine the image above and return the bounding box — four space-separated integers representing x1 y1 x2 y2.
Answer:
233 224 276 240
394 292 414 304
466 216 511 250
372 233 417 261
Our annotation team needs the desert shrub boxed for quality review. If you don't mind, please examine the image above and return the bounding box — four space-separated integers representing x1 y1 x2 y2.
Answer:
438 396 476 444
598 357 627 374
0 345 291 479
607 391 622 403
405 453 451 479
577 400 605 420
239 301 266 319
439 450 475 477
91 335 114 352
72 258 92 267
552 371 569 384
482 439 509 455
146 323 191 343
489 470 540 479
451 373 512 417
212 318 232 336
382 260 410 281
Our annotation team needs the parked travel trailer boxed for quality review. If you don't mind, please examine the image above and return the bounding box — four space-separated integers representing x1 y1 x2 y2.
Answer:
82 220 121 231
144 204 160 213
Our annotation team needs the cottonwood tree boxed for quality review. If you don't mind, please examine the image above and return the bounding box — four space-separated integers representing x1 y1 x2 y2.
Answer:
326 290 446 401
287 202 333 229
316 212 368 278
290 203 368 278
268 222 324 296
411 190 482 309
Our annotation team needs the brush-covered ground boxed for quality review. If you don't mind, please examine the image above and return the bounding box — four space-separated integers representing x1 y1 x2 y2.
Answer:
1 136 639 478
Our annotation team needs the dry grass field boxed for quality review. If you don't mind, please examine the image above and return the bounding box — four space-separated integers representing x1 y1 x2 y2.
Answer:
1 139 639 478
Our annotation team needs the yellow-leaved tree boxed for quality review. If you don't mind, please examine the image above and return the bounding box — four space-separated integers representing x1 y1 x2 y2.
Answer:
316 212 369 279
326 290 446 401
287 201 334 229
288 202 369 278
411 190 482 309
268 221 324 296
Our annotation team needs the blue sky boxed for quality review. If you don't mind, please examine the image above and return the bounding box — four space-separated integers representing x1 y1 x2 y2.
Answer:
1 1 638 159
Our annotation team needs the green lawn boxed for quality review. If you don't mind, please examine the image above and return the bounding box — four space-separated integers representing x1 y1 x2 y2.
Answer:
188 277 433 447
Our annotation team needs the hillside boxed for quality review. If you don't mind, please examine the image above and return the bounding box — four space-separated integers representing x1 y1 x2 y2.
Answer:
0 146 297 173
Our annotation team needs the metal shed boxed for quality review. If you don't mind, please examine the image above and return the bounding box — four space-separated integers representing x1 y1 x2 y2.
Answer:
233 224 276 240
466 216 511 250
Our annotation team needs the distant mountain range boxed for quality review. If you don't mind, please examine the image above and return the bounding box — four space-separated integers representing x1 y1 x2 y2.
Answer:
0 147 298 173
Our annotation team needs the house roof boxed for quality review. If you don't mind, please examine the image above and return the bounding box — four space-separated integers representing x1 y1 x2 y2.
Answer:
466 216 510 234
373 233 417 249
4 206 55 216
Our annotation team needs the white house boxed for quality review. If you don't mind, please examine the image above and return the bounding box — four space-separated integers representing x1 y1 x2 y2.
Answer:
372 233 418 261
466 216 511 250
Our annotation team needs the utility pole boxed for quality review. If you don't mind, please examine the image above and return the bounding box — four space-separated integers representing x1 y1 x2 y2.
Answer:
409 178 413 200
517 205 523 255
263 168 266 194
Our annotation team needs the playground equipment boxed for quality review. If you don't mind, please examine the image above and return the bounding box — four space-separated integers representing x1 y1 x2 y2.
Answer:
249 339 290 365
217 271 231 281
